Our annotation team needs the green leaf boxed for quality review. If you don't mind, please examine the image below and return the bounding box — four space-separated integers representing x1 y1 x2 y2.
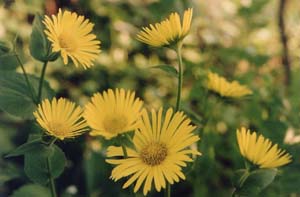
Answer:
5 138 42 158
29 14 58 62
24 144 66 185
235 168 278 196
0 40 11 54
151 65 178 77
0 41 18 70
11 184 51 197
0 71 55 119
0 53 19 70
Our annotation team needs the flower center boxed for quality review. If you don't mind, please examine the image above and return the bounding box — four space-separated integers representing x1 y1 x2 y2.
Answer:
58 33 77 52
48 121 68 139
103 114 128 134
140 142 168 166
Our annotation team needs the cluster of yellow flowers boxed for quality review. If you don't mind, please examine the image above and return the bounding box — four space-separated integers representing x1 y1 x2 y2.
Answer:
32 8 292 196
34 89 200 195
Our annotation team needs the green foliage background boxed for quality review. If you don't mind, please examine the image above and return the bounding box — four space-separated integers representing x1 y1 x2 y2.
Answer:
1 0 300 196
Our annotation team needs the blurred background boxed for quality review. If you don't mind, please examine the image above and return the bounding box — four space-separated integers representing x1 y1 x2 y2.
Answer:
1 0 300 196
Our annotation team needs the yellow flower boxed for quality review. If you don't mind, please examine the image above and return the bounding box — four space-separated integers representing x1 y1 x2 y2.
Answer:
43 9 101 69
236 127 292 168
84 89 143 139
33 98 88 140
207 71 252 98
136 8 193 47
106 108 201 195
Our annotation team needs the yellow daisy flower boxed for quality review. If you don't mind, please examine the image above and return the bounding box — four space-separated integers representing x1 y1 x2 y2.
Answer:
43 9 101 69
207 71 252 98
236 127 292 168
33 98 88 140
106 108 201 195
84 89 143 139
136 8 193 47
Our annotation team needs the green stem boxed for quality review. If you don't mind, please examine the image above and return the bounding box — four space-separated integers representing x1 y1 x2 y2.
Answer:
165 43 184 197
14 53 37 103
48 137 57 146
46 138 57 197
165 183 171 197
121 144 128 158
175 43 183 112
118 135 128 158
37 61 48 103
238 170 250 187
47 156 57 197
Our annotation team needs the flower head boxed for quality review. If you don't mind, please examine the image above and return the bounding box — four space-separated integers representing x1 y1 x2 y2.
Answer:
207 71 252 98
33 98 88 140
237 127 292 168
84 89 143 139
43 9 101 69
137 8 193 47
106 108 201 195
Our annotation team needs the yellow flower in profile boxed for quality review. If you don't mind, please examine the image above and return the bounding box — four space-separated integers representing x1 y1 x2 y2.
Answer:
136 8 193 47
106 108 201 195
236 127 292 168
84 89 143 139
207 71 252 98
33 98 88 140
43 9 101 69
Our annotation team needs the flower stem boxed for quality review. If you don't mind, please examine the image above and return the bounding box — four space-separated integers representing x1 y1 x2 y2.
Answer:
37 61 48 103
14 52 37 104
47 156 57 197
46 137 57 197
175 43 183 112
121 144 128 158
118 135 128 158
165 183 171 197
166 43 184 197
